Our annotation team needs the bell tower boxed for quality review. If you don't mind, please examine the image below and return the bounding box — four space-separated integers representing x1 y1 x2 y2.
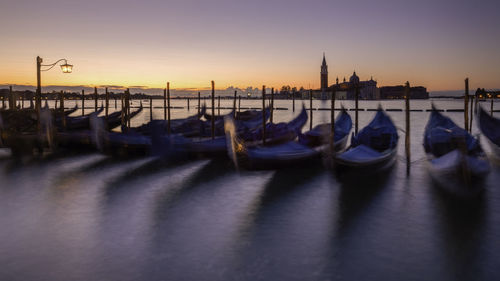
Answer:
321 53 328 91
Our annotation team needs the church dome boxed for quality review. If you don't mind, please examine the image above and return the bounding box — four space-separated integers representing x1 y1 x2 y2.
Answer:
349 71 360 84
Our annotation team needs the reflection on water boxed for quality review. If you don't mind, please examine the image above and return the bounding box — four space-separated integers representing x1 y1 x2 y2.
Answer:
1 100 500 280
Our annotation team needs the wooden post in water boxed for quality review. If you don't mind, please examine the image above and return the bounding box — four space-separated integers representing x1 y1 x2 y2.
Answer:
211 81 215 140
309 89 313 130
21 96 24 109
491 99 494 117
469 91 474 132
163 88 167 120
94 87 98 111
105 87 109 118
120 92 125 130
405 81 411 175
238 96 241 113
187 98 190 111
149 97 153 121
167 82 171 134
218 96 221 116
9 86 14 110
127 89 131 128
330 86 336 154
197 92 201 115
233 90 237 118
60 91 66 129
292 90 295 112
270 88 274 123
355 84 359 135
262 85 266 145
464 78 469 132
81 89 85 116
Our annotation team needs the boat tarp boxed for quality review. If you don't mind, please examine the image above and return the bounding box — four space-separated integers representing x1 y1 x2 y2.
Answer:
424 110 480 157
351 110 398 152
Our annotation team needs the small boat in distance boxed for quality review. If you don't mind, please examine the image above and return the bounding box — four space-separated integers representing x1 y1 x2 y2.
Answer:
424 105 490 197
478 106 500 159
332 106 399 173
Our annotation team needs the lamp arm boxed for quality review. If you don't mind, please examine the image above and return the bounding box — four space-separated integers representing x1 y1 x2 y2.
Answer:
40 58 68 72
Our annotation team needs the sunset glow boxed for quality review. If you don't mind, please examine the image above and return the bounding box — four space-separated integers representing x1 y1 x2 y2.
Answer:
1 0 499 91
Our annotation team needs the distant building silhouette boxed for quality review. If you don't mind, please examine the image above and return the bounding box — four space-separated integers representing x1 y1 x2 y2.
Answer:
320 53 328 99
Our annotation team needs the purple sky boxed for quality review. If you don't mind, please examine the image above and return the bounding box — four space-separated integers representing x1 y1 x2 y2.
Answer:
1 0 499 91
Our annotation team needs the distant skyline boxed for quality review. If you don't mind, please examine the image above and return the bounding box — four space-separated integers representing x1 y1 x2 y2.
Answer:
1 0 499 91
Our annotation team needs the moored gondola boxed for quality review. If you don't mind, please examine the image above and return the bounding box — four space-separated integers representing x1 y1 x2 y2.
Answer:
225 108 352 170
478 106 500 159
424 106 490 197
332 107 399 173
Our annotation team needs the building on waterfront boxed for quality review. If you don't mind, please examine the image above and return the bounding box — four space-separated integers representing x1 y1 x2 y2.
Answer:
379 85 429 99
310 54 429 100
320 53 328 99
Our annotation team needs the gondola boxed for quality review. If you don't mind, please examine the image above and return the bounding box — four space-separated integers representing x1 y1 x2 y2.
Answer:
161 106 307 158
332 107 398 173
478 106 500 159
56 106 104 130
226 108 352 169
424 106 490 196
95 107 307 158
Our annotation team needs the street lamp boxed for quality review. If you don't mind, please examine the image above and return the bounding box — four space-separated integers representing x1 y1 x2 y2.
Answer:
36 56 73 126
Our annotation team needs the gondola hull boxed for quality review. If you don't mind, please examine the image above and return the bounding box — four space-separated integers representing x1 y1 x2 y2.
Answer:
426 150 490 197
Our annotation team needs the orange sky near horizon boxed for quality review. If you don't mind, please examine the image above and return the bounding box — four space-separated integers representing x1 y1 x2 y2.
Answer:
1 0 499 92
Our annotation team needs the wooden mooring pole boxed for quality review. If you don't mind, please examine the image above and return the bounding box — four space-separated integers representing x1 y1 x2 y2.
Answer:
309 89 313 130
163 87 167 121
94 87 98 111
292 90 295 112
405 82 411 175
233 91 237 118
187 98 190 111
355 84 359 135
218 95 221 116
149 97 153 121
127 89 131 128
105 87 109 118
464 78 469 132
469 89 474 132
81 89 85 116
491 99 494 117
197 92 201 115
262 86 266 145
9 86 14 110
211 81 215 140
330 87 336 153
238 96 241 114
270 88 274 123
167 82 171 134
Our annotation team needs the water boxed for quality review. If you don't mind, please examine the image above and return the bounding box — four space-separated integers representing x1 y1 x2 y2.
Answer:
1 99 499 281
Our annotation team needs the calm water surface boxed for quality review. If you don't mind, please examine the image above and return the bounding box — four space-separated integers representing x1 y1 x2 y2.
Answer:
1 99 499 281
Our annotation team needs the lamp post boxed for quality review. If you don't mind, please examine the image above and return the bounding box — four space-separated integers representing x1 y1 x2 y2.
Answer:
36 56 72 127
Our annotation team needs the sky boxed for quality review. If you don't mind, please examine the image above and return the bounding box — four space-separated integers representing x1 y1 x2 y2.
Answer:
0 0 499 92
